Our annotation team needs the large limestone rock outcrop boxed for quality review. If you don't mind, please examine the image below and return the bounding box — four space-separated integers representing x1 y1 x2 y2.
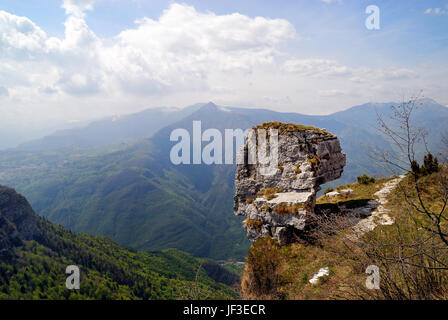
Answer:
234 122 346 244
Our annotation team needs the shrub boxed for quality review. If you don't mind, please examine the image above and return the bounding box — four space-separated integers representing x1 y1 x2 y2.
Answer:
242 237 282 298
357 174 375 184
411 153 439 177
243 219 263 231
324 187 334 194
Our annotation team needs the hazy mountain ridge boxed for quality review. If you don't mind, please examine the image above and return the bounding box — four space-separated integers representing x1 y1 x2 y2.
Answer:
15 104 205 152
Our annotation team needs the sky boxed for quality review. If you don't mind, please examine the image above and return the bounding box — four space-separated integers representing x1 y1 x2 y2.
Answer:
0 0 448 131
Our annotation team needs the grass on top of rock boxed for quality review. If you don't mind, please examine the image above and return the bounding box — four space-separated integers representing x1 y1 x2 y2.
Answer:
294 163 302 175
273 203 311 215
307 155 320 174
257 188 284 200
253 122 331 136
243 218 263 232
317 177 390 205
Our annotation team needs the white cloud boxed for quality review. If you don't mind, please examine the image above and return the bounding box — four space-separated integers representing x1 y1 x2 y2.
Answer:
283 58 417 82
424 7 447 15
0 86 9 97
103 3 296 94
0 3 301 124
0 10 48 57
0 1 446 129
61 0 96 17
321 0 342 4
2 3 297 98
318 89 345 97
372 68 418 80
283 58 351 77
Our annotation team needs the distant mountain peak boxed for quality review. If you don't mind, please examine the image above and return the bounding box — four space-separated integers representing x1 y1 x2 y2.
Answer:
192 101 221 115
417 97 437 104
202 101 218 109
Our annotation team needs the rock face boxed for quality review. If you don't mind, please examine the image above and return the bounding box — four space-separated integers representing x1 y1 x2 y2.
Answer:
0 185 38 253
234 122 346 244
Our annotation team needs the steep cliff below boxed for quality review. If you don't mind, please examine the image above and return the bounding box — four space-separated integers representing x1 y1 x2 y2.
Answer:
234 122 346 244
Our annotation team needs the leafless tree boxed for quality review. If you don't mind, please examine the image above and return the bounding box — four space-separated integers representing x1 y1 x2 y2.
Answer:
365 93 447 247
440 131 448 165
313 94 448 299
178 262 212 300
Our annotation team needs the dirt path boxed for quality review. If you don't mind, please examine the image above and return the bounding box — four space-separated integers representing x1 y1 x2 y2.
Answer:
351 175 404 237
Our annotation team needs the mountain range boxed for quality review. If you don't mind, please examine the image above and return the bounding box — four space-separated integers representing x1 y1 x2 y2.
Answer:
0 98 447 261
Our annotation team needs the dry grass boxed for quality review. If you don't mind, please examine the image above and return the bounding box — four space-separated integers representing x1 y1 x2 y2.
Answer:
257 187 284 200
307 155 320 174
349 169 448 299
243 218 263 232
241 237 283 299
253 122 332 136
278 163 284 173
294 162 302 175
273 203 311 215
242 178 395 300
242 234 362 299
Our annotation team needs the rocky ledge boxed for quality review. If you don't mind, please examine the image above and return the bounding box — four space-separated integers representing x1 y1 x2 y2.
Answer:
234 122 346 244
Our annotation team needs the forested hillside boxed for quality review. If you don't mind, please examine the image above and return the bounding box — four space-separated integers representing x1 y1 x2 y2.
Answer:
0 186 238 300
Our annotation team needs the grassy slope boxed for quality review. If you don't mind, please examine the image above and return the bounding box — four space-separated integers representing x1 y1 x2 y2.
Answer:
241 176 407 299
243 170 448 299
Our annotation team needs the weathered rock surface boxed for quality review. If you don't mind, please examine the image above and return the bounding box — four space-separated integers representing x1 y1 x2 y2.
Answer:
325 191 341 198
0 185 38 254
234 122 346 244
339 188 354 195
